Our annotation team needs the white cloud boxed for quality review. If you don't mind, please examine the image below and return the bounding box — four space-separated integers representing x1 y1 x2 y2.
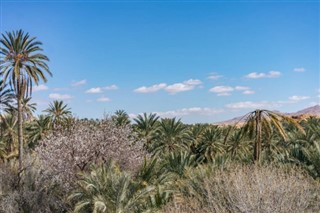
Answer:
183 79 202 85
134 83 167 93
235 86 250 91
165 83 194 94
86 85 119 94
158 107 224 117
104 84 118 90
86 87 103 94
130 107 224 119
209 86 234 93
243 90 255 95
210 85 254 96
49 93 72 100
72 79 86 87
245 71 281 79
293 67 306 72
97 96 111 102
208 74 222 80
288 95 310 101
33 84 48 92
134 79 202 94
226 101 280 109
217 92 231 96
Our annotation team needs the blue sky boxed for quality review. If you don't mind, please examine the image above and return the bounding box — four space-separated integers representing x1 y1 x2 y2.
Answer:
1 0 319 123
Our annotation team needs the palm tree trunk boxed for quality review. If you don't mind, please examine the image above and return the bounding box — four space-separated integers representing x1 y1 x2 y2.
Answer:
254 110 262 164
18 96 23 171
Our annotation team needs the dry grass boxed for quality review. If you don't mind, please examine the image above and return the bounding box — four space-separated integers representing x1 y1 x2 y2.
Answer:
163 165 320 213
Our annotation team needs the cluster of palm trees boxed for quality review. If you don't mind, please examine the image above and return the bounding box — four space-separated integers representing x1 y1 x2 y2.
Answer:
68 112 320 212
111 110 320 179
0 96 72 161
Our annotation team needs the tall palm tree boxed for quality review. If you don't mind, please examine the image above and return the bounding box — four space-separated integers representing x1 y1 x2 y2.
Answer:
0 30 51 169
44 100 71 130
241 109 304 164
133 113 159 150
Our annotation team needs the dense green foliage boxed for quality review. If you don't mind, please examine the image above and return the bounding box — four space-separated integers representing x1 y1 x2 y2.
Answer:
0 97 319 212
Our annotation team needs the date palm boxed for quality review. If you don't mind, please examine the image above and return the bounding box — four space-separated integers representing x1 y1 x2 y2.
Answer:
226 128 251 161
133 113 159 151
198 126 226 163
0 30 51 169
44 100 71 130
0 113 18 160
26 114 50 148
241 109 304 164
69 161 154 213
152 118 188 156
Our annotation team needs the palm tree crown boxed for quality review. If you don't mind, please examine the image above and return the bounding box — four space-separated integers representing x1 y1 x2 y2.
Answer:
44 100 72 129
0 30 52 97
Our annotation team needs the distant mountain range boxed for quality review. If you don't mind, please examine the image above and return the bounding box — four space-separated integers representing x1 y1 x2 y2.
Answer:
215 105 320 126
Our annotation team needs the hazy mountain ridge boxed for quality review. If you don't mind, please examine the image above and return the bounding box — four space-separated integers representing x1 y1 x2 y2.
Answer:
215 105 320 126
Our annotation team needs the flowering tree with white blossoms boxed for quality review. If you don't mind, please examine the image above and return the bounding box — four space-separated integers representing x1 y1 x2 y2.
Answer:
36 118 145 188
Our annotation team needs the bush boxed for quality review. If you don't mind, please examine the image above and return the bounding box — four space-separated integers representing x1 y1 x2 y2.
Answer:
164 165 320 213
0 156 68 213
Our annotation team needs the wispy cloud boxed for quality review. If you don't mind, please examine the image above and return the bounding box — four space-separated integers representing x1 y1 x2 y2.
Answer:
209 86 234 93
226 101 280 109
33 84 48 92
245 71 281 79
72 79 87 87
134 83 167 93
242 90 255 95
183 79 202 85
209 85 254 96
293 67 306 72
86 84 119 94
104 84 118 90
49 93 73 100
97 96 111 102
234 86 255 95
164 79 202 94
85 87 103 94
288 95 310 101
130 107 224 119
208 74 222 80
134 79 203 94
235 86 250 91
165 83 194 94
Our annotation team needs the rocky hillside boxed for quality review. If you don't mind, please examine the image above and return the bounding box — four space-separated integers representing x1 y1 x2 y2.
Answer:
216 105 320 126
